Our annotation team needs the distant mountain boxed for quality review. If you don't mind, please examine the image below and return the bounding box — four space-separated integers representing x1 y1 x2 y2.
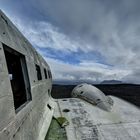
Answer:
53 80 98 85
100 80 123 84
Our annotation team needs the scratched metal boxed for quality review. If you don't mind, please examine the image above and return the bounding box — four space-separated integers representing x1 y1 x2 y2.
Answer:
58 96 140 140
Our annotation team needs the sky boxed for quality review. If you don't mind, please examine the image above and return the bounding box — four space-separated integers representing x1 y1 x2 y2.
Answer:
1 0 140 84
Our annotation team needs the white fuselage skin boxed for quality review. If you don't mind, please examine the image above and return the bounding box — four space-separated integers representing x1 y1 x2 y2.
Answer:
0 10 55 140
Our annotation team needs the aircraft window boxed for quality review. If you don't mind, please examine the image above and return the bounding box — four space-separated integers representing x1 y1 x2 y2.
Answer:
48 70 52 79
3 44 32 111
35 64 42 80
44 68 48 79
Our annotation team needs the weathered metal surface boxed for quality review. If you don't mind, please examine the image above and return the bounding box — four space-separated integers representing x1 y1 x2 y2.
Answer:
71 83 114 111
0 10 54 140
57 97 140 140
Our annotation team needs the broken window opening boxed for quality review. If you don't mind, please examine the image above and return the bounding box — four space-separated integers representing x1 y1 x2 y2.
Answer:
44 68 48 79
3 44 32 111
35 64 42 81
48 70 52 79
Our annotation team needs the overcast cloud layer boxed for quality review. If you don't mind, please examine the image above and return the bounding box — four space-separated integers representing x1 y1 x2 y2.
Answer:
1 0 140 84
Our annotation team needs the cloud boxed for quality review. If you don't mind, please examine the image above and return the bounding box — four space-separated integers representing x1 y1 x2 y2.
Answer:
27 0 140 67
122 69 140 84
2 0 140 83
44 57 130 83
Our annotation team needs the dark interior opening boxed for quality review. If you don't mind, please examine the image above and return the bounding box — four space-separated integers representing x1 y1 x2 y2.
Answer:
48 70 52 79
3 44 31 110
35 64 42 80
44 68 48 79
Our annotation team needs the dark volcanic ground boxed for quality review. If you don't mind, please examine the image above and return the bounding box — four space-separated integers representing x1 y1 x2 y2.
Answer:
51 84 140 107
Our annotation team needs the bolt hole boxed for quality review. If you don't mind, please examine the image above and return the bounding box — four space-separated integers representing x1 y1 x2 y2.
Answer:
63 109 70 113
62 99 67 101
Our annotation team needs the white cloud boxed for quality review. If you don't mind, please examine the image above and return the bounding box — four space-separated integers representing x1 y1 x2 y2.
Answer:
12 19 137 83
12 20 82 53
45 57 130 83
5 0 140 84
